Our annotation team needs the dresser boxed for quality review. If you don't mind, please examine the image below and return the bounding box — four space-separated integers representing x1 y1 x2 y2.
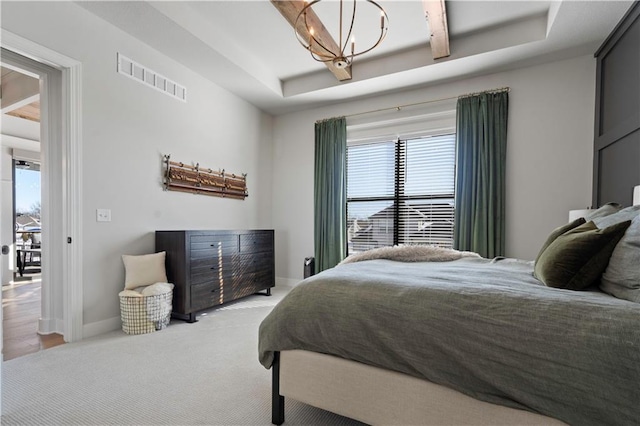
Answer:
155 230 275 322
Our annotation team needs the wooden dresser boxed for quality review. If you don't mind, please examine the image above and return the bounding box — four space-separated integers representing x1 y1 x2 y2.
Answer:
155 230 275 322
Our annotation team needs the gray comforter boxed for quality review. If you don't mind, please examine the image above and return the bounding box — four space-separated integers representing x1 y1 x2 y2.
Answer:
258 257 640 425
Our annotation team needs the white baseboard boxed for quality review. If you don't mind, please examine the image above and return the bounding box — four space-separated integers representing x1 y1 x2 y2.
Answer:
37 317 64 336
276 277 302 288
83 316 121 339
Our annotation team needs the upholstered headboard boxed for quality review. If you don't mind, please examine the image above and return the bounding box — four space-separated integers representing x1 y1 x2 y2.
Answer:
593 3 640 207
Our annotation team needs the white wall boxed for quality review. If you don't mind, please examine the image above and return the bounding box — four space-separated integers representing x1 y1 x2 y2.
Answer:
2 2 273 334
272 55 596 281
0 147 13 286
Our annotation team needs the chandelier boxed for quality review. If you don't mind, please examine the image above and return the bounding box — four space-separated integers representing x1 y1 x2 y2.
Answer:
295 0 389 69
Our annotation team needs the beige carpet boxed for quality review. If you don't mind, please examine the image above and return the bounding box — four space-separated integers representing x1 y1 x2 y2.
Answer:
1 286 362 425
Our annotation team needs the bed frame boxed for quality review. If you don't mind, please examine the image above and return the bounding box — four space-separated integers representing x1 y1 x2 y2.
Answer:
271 350 565 425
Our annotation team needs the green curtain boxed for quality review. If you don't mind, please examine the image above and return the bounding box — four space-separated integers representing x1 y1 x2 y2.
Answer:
454 91 509 258
314 117 347 273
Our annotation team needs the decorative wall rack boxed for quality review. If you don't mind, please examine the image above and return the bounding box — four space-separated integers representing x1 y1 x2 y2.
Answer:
163 155 248 200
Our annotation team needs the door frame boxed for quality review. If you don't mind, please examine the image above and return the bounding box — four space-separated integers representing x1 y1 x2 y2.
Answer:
2 30 83 342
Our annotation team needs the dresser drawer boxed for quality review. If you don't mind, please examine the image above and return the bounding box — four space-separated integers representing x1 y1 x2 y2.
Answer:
190 282 222 311
239 233 272 253
233 252 273 273
190 255 235 272
192 235 237 251
244 268 273 287
191 269 218 286
190 262 236 285
228 269 273 300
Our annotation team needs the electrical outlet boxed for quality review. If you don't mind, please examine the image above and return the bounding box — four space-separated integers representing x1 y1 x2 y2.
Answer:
96 209 111 222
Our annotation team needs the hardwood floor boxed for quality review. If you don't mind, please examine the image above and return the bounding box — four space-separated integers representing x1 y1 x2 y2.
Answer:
3 274 65 361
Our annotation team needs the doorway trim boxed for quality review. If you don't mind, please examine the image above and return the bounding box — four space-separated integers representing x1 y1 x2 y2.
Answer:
2 30 83 342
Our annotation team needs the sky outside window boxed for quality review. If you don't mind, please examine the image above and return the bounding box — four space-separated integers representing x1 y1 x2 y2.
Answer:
15 168 41 214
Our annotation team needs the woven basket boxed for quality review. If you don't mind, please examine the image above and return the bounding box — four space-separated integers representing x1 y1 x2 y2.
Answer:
119 290 173 335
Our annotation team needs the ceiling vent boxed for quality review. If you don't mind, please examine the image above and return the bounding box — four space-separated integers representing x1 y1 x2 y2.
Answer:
117 53 186 102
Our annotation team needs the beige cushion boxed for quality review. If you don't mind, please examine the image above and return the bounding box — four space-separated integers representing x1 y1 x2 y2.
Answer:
122 252 168 290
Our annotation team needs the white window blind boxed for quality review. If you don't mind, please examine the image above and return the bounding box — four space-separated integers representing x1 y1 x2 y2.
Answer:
347 134 456 254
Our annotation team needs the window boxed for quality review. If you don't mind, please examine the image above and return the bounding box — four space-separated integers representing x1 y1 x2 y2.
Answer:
346 134 456 254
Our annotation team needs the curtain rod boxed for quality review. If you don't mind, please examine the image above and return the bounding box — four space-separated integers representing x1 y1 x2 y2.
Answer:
458 87 510 99
319 87 510 122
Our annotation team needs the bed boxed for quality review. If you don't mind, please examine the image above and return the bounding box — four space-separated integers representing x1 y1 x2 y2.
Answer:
259 183 640 426
259 251 639 425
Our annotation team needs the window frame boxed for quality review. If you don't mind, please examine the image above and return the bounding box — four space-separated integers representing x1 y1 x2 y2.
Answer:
346 133 456 254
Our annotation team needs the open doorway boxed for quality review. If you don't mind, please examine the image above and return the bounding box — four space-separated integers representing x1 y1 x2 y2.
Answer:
1 62 64 360
1 34 83 350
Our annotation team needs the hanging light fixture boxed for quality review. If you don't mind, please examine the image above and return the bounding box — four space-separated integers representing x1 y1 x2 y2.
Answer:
295 0 389 69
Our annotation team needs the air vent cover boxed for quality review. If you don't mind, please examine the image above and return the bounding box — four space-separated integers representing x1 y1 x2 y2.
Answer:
117 53 186 102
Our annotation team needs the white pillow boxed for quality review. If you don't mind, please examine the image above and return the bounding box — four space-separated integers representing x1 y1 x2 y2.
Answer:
600 214 640 303
122 252 168 290
593 205 640 229
140 282 174 296
584 202 622 221
118 289 143 298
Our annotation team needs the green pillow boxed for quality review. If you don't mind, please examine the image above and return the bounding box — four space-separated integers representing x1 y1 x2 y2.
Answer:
534 217 586 265
534 220 631 290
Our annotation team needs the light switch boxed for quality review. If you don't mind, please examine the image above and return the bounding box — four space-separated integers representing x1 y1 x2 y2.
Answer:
96 209 111 222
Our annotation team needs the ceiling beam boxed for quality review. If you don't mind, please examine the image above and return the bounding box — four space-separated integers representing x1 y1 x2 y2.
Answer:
270 0 352 81
422 0 450 59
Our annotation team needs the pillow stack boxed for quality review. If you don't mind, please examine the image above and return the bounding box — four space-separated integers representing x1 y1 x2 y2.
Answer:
534 203 638 298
